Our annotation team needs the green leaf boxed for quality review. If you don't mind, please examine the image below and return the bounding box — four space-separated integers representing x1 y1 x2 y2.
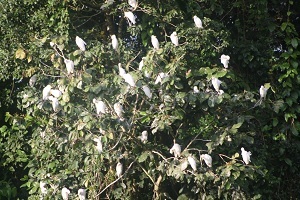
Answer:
138 152 149 163
291 38 298 48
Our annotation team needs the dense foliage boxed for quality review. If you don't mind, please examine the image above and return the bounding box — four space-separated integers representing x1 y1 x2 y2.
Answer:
0 0 299 199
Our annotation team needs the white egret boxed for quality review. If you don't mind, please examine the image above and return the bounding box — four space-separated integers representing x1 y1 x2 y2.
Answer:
241 147 251 165
116 162 123 178
76 36 86 51
128 0 137 9
211 77 222 93
200 154 212 167
124 11 136 25
64 59 74 75
114 102 124 119
259 85 268 99
139 130 148 143
61 187 70 200
118 63 126 78
193 15 203 28
193 86 200 94
50 89 62 98
29 74 37 87
170 31 179 46
123 73 135 87
78 188 86 200
40 181 47 194
188 155 197 171
170 143 181 158
93 99 107 115
155 72 167 85
220 54 230 69
139 58 145 70
111 34 118 50
50 42 55 47
43 85 52 100
93 137 103 153
142 85 152 99
151 35 159 50
48 96 59 112
180 159 188 171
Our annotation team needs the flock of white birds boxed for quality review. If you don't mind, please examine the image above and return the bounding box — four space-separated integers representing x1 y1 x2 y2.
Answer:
37 0 266 198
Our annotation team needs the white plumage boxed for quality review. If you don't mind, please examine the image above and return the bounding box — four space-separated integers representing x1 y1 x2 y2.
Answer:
193 86 200 93
169 143 181 158
155 72 167 85
241 147 251 165
111 34 118 50
48 96 59 112
114 102 124 118
116 162 123 178
188 155 197 171
128 0 137 9
259 85 268 99
200 154 212 167
118 63 126 78
124 11 136 25
211 77 222 93
142 85 152 99
93 137 103 153
76 36 86 51
50 89 62 98
61 187 70 200
151 35 159 49
64 59 74 75
78 188 86 200
193 15 203 28
43 85 52 100
93 99 107 115
123 73 135 87
180 159 188 171
220 54 230 69
40 181 47 194
139 130 148 143
29 74 37 87
170 31 179 46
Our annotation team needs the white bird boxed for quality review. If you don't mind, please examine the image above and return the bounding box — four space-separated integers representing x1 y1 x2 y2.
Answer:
220 54 230 69
180 159 188 171
93 137 103 153
76 36 86 51
48 96 59 112
211 77 222 93
61 187 70 200
64 59 74 75
124 11 136 25
170 31 179 46
200 154 212 167
50 42 55 47
142 85 152 99
193 86 200 94
144 71 151 78
116 162 123 178
193 15 203 28
151 35 159 50
40 181 47 194
188 155 197 171
169 143 181 158
123 73 135 87
118 63 126 78
114 102 124 119
111 34 118 50
29 74 37 87
139 130 148 143
241 147 251 165
139 58 145 70
259 85 268 99
78 188 86 200
50 89 62 98
128 0 137 9
93 99 106 115
43 85 52 100
155 72 167 85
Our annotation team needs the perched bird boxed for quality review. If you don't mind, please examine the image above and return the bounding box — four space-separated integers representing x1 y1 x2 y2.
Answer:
170 143 181 158
139 57 145 70
155 72 167 85
124 11 136 25
259 85 268 99
111 34 118 50
118 63 126 78
193 86 200 94
128 0 137 9
76 36 86 51
93 99 107 115
200 154 212 167
114 102 124 119
123 73 135 87
50 89 62 98
40 181 47 194
211 77 222 93
151 35 159 50
139 130 148 143
220 54 230 69
142 85 152 99
241 147 251 165
29 74 37 87
188 155 197 171
64 59 74 75
78 188 86 200
193 15 203 28
61 187 70 200
170 31 179 46
180 159 189 171
93 137 103 153
48 96 59 112
43 85 52 100
116 162 123 178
